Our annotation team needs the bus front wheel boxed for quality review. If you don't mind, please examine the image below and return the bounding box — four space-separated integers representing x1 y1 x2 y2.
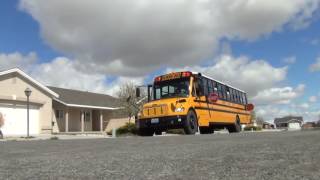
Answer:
184 110 198 135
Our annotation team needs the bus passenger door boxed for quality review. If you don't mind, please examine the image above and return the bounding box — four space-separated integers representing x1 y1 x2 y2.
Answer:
192 77 209 127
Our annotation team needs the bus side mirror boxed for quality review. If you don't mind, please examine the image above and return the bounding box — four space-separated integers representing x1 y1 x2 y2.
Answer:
246 103 254 111
208 93 219 103
136 87 140 98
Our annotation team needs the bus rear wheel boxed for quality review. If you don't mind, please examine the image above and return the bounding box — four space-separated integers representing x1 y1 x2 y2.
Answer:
227 116 241 133
184 110 198 135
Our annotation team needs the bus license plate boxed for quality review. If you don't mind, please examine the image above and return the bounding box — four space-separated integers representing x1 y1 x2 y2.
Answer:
151 118 159 124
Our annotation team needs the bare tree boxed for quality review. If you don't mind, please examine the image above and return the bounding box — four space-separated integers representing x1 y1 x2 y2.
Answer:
115 82 147 123
256 116 265 126
250 111 256 124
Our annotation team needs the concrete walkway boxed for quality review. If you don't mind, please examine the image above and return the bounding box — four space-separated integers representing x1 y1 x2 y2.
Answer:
0 133 112 142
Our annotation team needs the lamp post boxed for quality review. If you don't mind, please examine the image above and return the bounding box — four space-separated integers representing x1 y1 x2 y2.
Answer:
24 88 32 138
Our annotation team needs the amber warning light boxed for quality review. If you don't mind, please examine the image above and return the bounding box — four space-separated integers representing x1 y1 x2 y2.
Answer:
155 72 192 82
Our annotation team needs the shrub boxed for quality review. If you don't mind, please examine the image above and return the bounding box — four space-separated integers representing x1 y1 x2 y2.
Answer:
166 129 185 135
115 123 138 136
50 136 59 140
244 126 262 131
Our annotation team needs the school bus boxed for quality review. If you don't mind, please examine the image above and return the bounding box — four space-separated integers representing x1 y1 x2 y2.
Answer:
135 71 254 136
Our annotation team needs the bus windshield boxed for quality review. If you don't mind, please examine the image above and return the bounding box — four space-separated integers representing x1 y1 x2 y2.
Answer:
154 78 190 100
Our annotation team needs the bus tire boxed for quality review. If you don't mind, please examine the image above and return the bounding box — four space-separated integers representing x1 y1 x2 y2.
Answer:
138 129 154 136
199 126 214 134
184 110 198 135
227 116 241 133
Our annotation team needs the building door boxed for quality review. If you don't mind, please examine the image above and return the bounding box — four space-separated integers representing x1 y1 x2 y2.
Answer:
84 111 92 131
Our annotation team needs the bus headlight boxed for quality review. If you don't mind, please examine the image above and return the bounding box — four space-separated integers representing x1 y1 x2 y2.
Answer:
175 107 185 112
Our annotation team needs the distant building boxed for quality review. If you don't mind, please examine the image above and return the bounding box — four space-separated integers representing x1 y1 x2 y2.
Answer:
274 116 303 130
262 121 275 129
302 122 316 129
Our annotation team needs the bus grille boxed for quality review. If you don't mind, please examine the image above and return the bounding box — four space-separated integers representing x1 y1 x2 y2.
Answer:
143 105 168 117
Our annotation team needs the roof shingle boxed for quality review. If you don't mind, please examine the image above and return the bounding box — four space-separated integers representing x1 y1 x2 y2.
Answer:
48 86 121 108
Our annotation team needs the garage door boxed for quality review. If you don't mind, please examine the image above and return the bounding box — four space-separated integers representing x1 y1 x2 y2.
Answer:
288 122 301 130
0 105 40 136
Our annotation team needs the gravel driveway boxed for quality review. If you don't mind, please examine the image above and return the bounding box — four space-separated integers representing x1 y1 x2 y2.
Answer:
0 131 319 180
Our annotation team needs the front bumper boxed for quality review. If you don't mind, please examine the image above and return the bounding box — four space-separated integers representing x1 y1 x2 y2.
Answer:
136 115 187 130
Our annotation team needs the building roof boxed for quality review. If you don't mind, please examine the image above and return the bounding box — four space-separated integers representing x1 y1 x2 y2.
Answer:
0 68 59 98
48 86 122 110
274 116 303 124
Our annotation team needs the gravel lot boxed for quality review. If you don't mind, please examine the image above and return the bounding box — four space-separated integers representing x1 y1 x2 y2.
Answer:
0 131 320 180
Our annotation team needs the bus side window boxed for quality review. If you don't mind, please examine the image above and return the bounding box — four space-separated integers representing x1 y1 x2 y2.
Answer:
202 78 209 96
221 85 227 100
239 92 244 104
217 83 223 99
226 86 231 102
236 91 241 104
241 92 246 105
208 80 213 93
230 88 235 103
244 93 248 104
212 81 218 93
234 90 239 104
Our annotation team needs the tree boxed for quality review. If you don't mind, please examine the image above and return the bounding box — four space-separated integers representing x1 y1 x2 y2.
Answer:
250 111 256 124
256 116 265 126
115 82 147 123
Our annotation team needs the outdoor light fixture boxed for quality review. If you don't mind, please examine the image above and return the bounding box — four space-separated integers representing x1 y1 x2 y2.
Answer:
24 87 32 138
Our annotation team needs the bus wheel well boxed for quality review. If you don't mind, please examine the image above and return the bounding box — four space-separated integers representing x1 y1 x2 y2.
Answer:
188 108 197 118
236 115 240 124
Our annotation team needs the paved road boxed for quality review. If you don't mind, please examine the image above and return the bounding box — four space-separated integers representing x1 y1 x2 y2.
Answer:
1 131 320 180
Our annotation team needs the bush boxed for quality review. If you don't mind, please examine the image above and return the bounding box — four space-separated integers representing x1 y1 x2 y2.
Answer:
50 136 59 140
114 123 138 136
166 129 185 135
244 126 262 131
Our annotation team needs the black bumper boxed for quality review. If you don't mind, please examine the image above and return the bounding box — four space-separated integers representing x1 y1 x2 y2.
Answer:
136 115 187 130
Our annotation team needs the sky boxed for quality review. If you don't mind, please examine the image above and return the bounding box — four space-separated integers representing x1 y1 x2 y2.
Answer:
1 0 320 122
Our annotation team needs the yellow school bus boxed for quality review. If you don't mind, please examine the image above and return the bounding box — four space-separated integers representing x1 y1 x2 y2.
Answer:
135 71 254 136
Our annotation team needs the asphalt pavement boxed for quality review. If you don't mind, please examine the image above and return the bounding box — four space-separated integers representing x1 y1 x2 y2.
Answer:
0 130 320 180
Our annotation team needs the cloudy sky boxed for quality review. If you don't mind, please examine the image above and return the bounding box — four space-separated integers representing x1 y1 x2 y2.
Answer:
1 0 320 122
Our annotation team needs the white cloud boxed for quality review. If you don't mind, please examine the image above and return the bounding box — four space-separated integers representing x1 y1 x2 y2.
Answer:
309 96 318 103
251 84 305 105
283 56 296 64
309 57 320 72
0 52 144 95
19 0 320 76
166 54 288 98
0 52 37 70
298 102 310 109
